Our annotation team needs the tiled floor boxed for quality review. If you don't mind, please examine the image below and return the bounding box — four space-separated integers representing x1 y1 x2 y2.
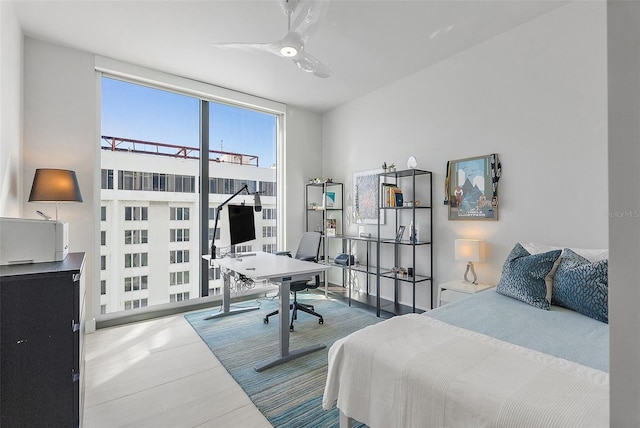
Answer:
83 308 272 428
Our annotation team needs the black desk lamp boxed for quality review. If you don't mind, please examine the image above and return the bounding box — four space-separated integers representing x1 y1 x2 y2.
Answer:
211 185 262 259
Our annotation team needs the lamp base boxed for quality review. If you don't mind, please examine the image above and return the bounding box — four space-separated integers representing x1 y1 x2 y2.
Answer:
463 262 477 285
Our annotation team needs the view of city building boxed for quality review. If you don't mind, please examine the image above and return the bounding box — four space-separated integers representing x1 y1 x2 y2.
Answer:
99 136 276 315
100 77 279 316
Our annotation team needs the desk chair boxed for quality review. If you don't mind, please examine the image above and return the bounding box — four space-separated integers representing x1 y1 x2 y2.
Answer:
263 232 324 331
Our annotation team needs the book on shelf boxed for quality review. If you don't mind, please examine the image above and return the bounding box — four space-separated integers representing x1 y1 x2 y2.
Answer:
394 192 404 208
381 183 403 207
326 218 337 237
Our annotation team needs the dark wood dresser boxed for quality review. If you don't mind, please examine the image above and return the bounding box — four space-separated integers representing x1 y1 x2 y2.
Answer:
0 252 85 427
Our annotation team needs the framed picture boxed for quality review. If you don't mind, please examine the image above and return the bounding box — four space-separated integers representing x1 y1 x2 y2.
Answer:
353 169 385 224
395 226 406 242
447 153 501 221
326 218 337 237
325 191 335 207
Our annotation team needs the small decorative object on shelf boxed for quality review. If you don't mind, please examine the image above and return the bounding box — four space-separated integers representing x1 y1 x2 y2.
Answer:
409 220 419 243
326 219 337 237
381 162 396 172
392 266 407 278
407 156 418 169
309 177 333 184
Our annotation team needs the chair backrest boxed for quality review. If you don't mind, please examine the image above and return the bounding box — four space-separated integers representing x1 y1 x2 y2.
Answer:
294 232 321 261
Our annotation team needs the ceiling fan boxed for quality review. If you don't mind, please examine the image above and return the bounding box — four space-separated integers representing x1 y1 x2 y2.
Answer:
211 0 332 78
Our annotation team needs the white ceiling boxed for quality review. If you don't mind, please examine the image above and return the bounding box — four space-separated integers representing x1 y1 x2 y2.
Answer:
12 0 568 113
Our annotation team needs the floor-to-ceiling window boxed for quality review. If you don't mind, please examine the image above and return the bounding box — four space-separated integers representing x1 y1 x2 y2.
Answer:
207 102 277 295
100 76 278 317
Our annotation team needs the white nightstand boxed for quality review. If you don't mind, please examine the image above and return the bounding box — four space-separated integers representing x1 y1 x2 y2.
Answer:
437 280 494 307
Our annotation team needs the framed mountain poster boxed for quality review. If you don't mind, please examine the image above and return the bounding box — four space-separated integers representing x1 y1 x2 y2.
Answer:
447 154 501 221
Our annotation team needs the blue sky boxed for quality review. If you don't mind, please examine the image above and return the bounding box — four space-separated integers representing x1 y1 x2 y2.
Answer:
101 77 277 167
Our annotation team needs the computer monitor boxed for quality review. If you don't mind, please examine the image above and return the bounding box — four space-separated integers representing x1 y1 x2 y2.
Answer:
228 204 256 246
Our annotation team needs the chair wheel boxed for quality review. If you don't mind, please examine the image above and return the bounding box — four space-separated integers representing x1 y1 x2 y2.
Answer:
319 318 324 325
290 325 294 332
263 317 269 324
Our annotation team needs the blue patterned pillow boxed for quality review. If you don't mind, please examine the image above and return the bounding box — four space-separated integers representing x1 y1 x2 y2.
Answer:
496 243 562 310
552 249 608 323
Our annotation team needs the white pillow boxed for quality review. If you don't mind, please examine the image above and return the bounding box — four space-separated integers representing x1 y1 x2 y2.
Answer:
522 242 608 262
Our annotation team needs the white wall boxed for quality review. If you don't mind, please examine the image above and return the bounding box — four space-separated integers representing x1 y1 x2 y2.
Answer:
283 106 323 250
322 2 607 308
0 1 23 217
608 1 640 425
20 37 322 324
23 38 98 321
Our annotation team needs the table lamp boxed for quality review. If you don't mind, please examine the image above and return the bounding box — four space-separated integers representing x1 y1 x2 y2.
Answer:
455 239 485 284
28 168 83 221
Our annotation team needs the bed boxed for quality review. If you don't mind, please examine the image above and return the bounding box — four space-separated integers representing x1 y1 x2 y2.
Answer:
323 243 609 427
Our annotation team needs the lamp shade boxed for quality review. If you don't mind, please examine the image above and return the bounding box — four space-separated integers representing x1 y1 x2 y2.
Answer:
455 239 485 263
29 169 83 202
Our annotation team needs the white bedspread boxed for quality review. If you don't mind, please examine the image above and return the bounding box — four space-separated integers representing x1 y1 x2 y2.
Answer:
323 314 609 428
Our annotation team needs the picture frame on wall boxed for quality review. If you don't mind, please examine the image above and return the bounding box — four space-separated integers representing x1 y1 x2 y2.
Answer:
447 153 501 221
353 169 385 224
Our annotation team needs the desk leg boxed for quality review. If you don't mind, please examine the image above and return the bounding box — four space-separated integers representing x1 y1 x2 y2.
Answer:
205 270 259 320
254 280 325 372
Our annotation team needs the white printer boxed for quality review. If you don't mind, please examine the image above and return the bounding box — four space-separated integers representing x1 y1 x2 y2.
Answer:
0 217 69 265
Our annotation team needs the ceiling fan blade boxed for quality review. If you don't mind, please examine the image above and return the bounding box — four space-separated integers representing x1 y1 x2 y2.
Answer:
211 42 267 52
290 0 329 42
211 41 281 56
292 50 332 78
210 1 331 78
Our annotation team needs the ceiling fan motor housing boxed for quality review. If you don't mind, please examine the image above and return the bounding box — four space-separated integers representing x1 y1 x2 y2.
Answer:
280 0 300 16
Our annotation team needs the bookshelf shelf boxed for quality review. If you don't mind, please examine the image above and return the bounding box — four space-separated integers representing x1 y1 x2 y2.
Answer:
377 168 433 316
318 169 433 317
305 182 343 295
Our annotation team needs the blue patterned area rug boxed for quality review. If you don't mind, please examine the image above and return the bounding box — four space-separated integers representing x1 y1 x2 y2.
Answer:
185 293 380 427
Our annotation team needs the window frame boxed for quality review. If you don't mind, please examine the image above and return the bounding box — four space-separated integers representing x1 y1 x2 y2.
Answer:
96 57 286 322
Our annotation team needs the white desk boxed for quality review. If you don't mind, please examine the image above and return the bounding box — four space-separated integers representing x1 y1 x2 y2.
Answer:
204 252 331 372
202 254 261 320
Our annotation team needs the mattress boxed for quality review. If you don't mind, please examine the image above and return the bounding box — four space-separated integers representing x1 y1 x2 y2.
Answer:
323 290 610 427
428 289 609 372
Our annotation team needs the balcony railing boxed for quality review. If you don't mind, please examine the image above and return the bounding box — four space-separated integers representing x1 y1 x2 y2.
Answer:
101 135 259 167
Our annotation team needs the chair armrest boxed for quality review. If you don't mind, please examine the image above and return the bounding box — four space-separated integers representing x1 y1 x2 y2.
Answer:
299 256 317 262
275 251 292 258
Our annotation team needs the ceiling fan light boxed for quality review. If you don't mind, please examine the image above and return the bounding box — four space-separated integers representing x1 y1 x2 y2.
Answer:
280 45 298 57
